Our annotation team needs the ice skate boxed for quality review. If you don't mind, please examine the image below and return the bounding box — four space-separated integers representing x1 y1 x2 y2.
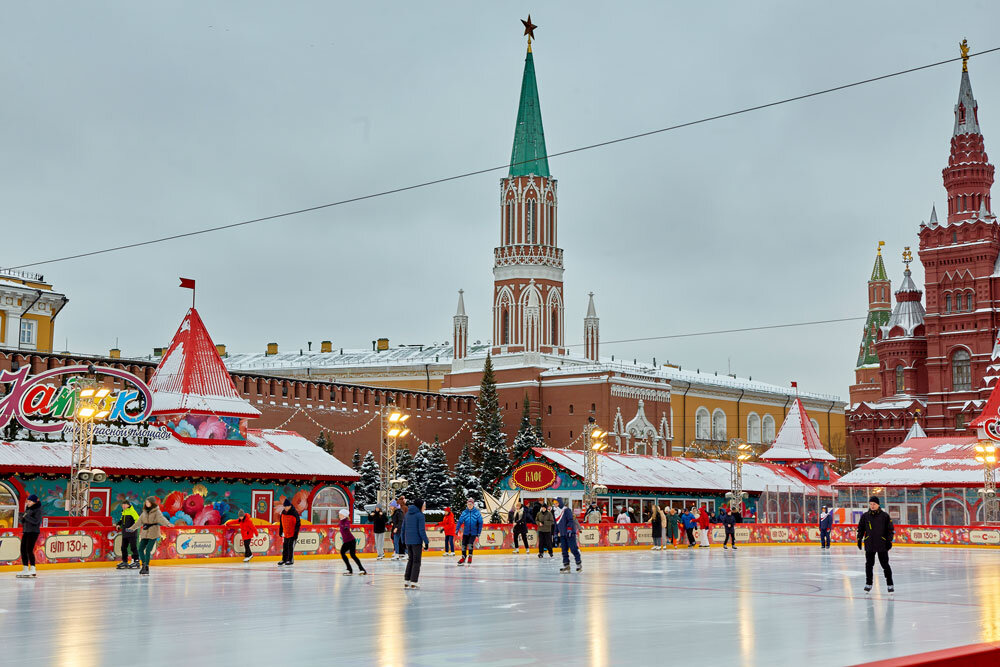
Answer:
560 565 570 573
723 545 728 550
409 583 420 589
513 548 519 554
376 555 383 560
243 556 252 563
29 566 36 577
575 564 582 572
864 584 872 594
116 562 129 569
457 556 466 566
343 571 353 576
887 585 894 594
140 565 149 575
403 581 411 589
359 571 368 576
15 566 30 578
277 561 286 566
129 562 141 569
732 546 737 551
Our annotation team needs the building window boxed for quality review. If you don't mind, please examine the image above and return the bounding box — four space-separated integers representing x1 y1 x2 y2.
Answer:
311 485 350 524
0 482 17 529
501 309 510 345
506 201 514 244
762 414 776 443
711 409 727 441
967 293 974 311
547 405 552 415
747 413 761 444
551 307 558 346
945 294 951 313
695 408 711 440
952 349 972 391
569 404 574 415
19 319 35 346
952 230 958 243
955 414 967 430
895 365 905 393
526 199 535 244
590 403 596 412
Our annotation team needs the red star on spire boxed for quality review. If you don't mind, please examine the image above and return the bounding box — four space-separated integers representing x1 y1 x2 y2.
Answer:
521 15 537 41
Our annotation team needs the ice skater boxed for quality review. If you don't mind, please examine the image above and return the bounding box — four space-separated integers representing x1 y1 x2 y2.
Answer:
390 500 405 560
819 506 833 549
857 496 894 594
650 505 663 550
277 498 301 567
555 498 582 573
682 508 696 547
456 497 483 566
511 502 530 554
116 500 141 569
137 497 170 576
616 507 631 523
371 505 388 560
403 498 429 588
666 507 679 548
535 502 554 558
235 511 258 562
16 494 42 578
722 507 737 550
697 506 711 548
339 509 367 575
439 506 456 556
585 503 602 524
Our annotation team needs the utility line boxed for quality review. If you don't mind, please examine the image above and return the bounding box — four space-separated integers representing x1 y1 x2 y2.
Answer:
10 47 1000 270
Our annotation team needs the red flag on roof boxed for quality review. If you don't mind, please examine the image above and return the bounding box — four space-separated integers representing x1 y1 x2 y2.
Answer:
179 278 195 289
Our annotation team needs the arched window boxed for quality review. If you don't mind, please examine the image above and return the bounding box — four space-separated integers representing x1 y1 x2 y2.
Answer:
810 418 820 435
747 413 761 444
711 409 727 441
312 485 350 524
895 365 905 393
967 293 974 311
501 308 510 345
695 408 711 440
505 200 514 244
952 349 972 391
526 199 536 244
945 294 951 313
0 482 17 528
928 496 969 526
762 415 776 443
551 307 558 346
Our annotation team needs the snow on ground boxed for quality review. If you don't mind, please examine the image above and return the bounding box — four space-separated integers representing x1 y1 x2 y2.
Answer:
2 546 998 666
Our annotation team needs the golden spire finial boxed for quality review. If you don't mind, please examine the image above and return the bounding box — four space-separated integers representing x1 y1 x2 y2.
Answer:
902 246 913 269
961 38 970 72
877 240 885 255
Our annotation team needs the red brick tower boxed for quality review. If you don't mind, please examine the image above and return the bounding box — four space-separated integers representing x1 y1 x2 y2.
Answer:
874 248 928 398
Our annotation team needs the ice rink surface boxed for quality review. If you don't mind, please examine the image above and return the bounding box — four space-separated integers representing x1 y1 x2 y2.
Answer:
2 545 999 667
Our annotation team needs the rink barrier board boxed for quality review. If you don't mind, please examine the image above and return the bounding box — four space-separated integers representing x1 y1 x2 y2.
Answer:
1 522 997 569
853 640 1000 667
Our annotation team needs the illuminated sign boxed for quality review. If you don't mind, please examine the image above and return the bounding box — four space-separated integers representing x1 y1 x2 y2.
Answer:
511 462 557 491
0 365 153 433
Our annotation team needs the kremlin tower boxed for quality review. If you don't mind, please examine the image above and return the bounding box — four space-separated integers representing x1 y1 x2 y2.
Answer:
848 243 892 405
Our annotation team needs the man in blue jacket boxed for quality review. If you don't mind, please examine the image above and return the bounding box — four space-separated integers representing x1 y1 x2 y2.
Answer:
402 498 430 589
555 498 582 573
819 506 834 549
456 497 483 566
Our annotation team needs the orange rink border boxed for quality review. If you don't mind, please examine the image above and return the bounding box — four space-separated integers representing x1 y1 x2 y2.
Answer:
853 641 1000 667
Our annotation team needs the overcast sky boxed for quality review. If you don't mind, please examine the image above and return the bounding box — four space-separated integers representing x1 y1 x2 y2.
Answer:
3 2 999 398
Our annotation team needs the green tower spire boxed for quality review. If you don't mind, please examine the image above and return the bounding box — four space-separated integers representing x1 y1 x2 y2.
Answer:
870 252 888 281
509 44 550 178
856 242 892 368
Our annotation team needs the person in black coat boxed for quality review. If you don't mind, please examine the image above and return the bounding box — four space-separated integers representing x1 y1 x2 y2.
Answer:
722 508 737 550
17 494 43 578
370 506 388 560
856 496 894 593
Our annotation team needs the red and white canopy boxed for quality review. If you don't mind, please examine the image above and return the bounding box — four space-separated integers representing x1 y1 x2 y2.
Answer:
760 398 836 462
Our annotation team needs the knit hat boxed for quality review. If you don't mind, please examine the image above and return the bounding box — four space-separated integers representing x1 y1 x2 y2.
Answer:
338 509 348 519
869 496 880 505
27 494 39 503
283 498 292 507
389 500 398 509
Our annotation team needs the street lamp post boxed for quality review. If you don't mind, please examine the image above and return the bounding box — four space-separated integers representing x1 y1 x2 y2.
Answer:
974 442 998 523
725 438 752 513
583 417 609 508
67 384 111 516
378 403 410 508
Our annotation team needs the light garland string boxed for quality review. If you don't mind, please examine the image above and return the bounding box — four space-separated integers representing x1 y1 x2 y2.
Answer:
413 419 472 448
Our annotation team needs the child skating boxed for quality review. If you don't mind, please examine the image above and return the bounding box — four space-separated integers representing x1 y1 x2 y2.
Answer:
455 498 483 566
339 509 367 575
440 506 456 556
237 511 258 562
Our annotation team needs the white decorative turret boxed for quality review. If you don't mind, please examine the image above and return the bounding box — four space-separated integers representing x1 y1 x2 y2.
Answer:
584 292 599 362
453 289 468 360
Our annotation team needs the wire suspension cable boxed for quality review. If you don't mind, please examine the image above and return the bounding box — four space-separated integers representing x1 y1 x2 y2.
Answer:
10 48 999 271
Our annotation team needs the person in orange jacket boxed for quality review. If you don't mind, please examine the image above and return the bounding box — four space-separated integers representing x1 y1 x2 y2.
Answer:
439 507 457 556
277 499 301 566
237 511 259 562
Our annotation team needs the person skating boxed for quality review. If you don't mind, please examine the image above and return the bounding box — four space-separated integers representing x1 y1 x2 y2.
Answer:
534 502 555 558
277 499 301 566
555 498 582 573
137 497 170 575
439 506 456 556
616 508 631 524
403 498 429 588
650 505 664 550
722 508 737 550
16 494 42 578
235 510 258 562
627 507 637 524
371 505 388 560
390 500 406 560
682 508 696 547
585 503 602 524
819 506 833 549
455 498 483 566
338 509 367 575
857 496 895 594
666 507 680 548
116 500 141 569
511 502 531 554
697 506 711 548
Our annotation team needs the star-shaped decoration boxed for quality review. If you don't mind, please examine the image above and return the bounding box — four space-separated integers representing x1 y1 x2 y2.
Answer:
521 15 537 41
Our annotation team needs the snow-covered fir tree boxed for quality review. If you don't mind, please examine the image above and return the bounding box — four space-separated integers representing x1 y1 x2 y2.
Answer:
351 448 362 472
358 450 381 506
472 354 508 493
407 442 432 501
315 431 333 455
511 396 544 462
394 445 415 499
422 437 454 510
452 441 482 508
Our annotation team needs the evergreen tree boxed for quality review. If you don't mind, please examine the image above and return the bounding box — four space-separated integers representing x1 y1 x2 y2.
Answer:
394 445 415 499
358 450 381 506
471 354 508 493
452 441 482 508
422 437 454 510
315 431 334 455
511 396 544 462
351 447 362 472
407 442 432 501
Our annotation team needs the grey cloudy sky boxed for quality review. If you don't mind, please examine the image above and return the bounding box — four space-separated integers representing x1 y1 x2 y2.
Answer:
3 1 998 398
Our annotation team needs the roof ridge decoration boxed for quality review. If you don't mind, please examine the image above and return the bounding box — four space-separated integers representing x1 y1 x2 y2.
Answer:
903 421 927 441
509 22 550 178
149 308 261 418
760 398 836 462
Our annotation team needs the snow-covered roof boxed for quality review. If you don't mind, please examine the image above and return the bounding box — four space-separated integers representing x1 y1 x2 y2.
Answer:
150 308 260 418
954 69 981 136
760 398 836 461
0 430 359 480
880 269 925 338
533 448 837 495
834 437 982 488
903 422 927 440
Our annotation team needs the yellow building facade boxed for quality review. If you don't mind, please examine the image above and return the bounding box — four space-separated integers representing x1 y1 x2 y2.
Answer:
0 269 68 353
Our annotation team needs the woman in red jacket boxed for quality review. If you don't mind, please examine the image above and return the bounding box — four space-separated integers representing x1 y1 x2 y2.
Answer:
697 506 711 548
439 507 456 556
237 511 258 562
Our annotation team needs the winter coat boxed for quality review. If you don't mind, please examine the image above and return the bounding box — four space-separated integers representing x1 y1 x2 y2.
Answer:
722 514 736 531
279 507 301 540
512 508 531 528
238 514 259 541
403 505 429 547
555 500 579 537
20 503 43 534
585 509 603 524
857 509 893 552
371 510 388 534
138 506 170 540
440 512 456 536
819 512 834 532
339 517 355 543
390 508 405 535
681 512 696 530
697 510 710 530
650 511 662 534
616 513 631 524
456 507 484 537
666 513 679 538
118 506 140 533
535 508 555 533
